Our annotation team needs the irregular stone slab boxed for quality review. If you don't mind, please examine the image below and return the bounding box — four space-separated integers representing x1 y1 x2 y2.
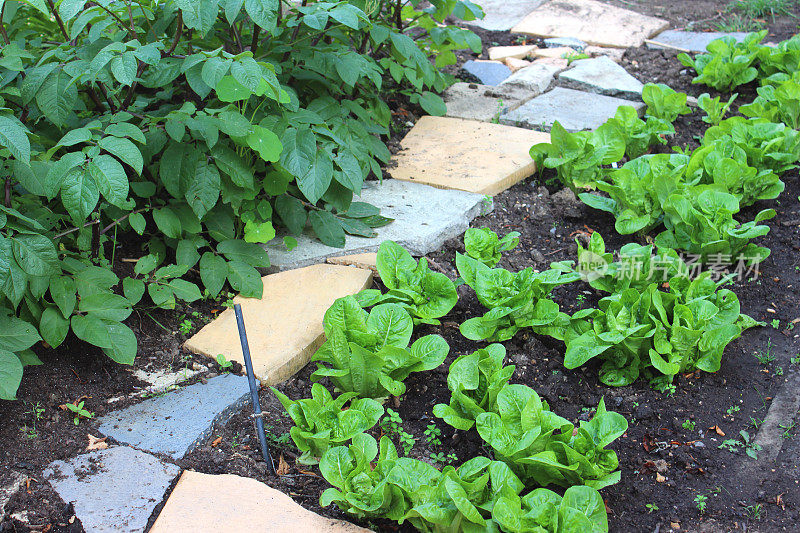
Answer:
43 447 180 533
544 37 587 51
511 0 669 49
391 116 548 195
0 471 25 515
466 0 546 31
488 44 537 61
500 61 565 93
186 265 372 381
444 82 537 122
327 252 378 274
585 45 626 63
462 60 512 86
264 180 490 270
530 46 581 60
150 471 369 533
500 87 644 131
107 367 202 404
558 56 644 99
97 374 249 459
647 30 749 52
505 57 532 72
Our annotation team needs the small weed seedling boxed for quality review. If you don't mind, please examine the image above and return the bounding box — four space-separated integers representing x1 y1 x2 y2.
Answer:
216 354 233 371
771 318 780 330
431 451 458 465
20 402 45 438
178 318 194 335
776 366 784 376
779 420 796 439
745 503 763 520
646 503 659 513
719 430 761 459
424 424 442 447
727 404 741 416
263 424 293 449
381 409 415 455
750 416 763 430
695 494 708 514
683 419 696 431
755 340 775 365
64 401 94 425
791 353 800 366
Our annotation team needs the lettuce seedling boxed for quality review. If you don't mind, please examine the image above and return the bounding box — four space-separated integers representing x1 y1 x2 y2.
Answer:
476 385 627 490
642 83 691 123
456 253 580 342
271 383 383 465
357 240 457 325
464 227 520 267
740 78 800 129
697 93 738 125
311 295 450 398
678 31 765 91
433 344 514 430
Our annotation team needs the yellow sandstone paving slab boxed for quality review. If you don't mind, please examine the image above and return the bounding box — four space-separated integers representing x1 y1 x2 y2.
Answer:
488 44 538 61
326 252 378 274
389 116 549 196
184 264 372 384
150 471 370 533
511 0 669 49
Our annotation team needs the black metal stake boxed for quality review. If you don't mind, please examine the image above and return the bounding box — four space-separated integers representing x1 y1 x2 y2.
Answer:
234 303 275 474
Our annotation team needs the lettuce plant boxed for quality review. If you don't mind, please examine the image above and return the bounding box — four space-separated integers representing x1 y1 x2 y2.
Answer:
319 433 610 532
678 31 766 90
697 93 738 125
559 238 761 388
456 254 580 342
357 240 457 325
757 33 800 77
311 295 449 398
740 78 800 129
642 83 691 123
271 383 383 464
433 344 514 430
476 386 627 490
464 228 520 267
703 117 800 176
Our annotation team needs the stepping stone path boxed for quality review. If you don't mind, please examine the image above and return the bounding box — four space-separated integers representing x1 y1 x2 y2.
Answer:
391 116 549 195
512 0 669 48
461 60 512 86
444 82 536 122
149 471 370 532
44 447 180 533
185 264 372 382
264 179 491 270
97 373 250 459
501 87 645 131
558 56 644 99
467 0 545 31
647 30 749 52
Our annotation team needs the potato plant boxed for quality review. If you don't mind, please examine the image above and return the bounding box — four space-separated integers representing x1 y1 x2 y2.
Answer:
0 0 482 399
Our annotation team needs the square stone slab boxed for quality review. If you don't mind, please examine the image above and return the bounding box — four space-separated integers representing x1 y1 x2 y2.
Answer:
263 180 490 270
511 0 669 48
44 447 180 533
647 30 749 52
327 252 378 274
444 82 537 122
150 471 370 533
185 264 372 383
500 87 644 131
391 116 549 195
97 374 249 459
467 0 546 31
462 60 512 86
558 56 644 99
